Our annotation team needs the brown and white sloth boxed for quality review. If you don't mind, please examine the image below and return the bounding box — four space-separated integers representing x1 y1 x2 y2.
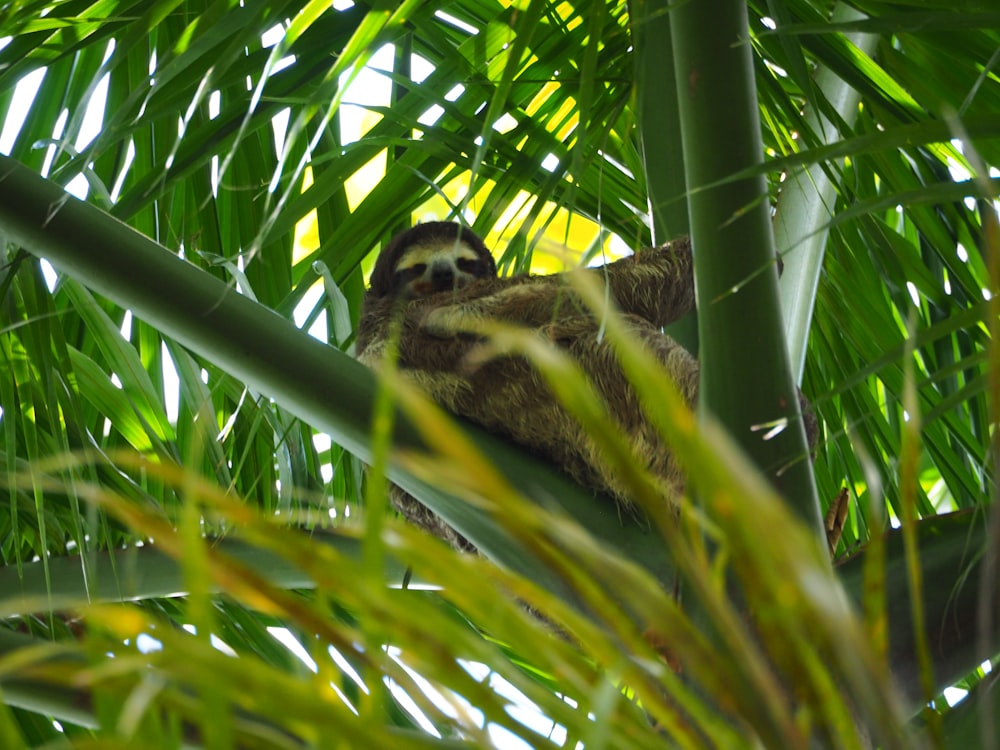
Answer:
355 221 716 551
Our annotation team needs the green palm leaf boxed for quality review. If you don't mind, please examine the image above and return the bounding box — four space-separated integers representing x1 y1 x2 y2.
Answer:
0 0 996 746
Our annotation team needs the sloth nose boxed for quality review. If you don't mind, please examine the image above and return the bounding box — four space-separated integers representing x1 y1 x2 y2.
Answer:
429 262 456 290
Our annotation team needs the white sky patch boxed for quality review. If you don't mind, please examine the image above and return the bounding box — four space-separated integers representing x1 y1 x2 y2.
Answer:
261 24 285 48
947 140 979 209
488 723 535 750
272 107 290 155
943 686 967 706
493 113 518 133
934 674 992 708
589 232 632 267
411 53 434 84
598 149 634 180
906 281 920 306
37 259 59 292
110 140 136 201
328 644 369 694
338 44 394 142
456 660 575 746
949 138 971 182
271 54 296 76
29 37 114 184
504 703 568 747
210 634 237 656
136 633 163 653
435 10 479 36
419 104 445 127
76 67 112 150
541 153 560 172
320 463 335 484
265 631 367 714
0 68 45 155
64 173 89 199
385 679 442 737
208 90 221 119
174 625 237 657
39 109 68 179
120 309 133 340
395 666 467 723
764 60 788 78
268 626 319 672
292 280 328 342
161 342 180 423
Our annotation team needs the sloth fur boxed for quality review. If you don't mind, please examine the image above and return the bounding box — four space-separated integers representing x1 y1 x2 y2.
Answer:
356 221 717 551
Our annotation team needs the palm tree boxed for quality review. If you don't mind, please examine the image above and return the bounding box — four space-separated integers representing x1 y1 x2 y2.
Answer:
0 0 996 746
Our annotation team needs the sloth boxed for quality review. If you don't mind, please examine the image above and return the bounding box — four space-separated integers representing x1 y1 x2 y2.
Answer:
356 221 812 551
356 221 701 550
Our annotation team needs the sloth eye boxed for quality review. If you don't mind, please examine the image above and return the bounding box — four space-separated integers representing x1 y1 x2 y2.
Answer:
394 264 427 291
456 258 478 272
398 263 426 280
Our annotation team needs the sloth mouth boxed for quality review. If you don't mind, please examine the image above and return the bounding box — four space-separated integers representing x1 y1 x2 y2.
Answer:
412 279 454 296
413 275 473 296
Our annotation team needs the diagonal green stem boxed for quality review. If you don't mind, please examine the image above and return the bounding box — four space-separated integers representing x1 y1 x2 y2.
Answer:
0 154 675 601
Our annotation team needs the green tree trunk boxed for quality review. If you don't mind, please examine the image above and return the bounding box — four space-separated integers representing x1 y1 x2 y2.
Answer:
670 0 822 537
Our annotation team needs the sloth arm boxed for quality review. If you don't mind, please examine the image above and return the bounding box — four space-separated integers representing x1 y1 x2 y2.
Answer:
420 236 694 335
601 236 694 327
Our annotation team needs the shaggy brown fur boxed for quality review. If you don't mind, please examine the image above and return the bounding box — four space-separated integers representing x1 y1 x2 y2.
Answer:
357 222 708 551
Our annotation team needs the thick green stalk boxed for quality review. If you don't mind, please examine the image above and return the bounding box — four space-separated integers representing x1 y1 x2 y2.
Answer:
669 0 822 536
631 0 687 243
631 0 698 355
0 533 415 610
0 155 674 599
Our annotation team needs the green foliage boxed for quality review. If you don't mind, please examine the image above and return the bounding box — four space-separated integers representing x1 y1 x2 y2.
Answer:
0 0 996 747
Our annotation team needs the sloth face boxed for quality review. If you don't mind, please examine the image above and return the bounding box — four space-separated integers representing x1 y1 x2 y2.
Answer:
368 222 497 300
393 240 488 297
